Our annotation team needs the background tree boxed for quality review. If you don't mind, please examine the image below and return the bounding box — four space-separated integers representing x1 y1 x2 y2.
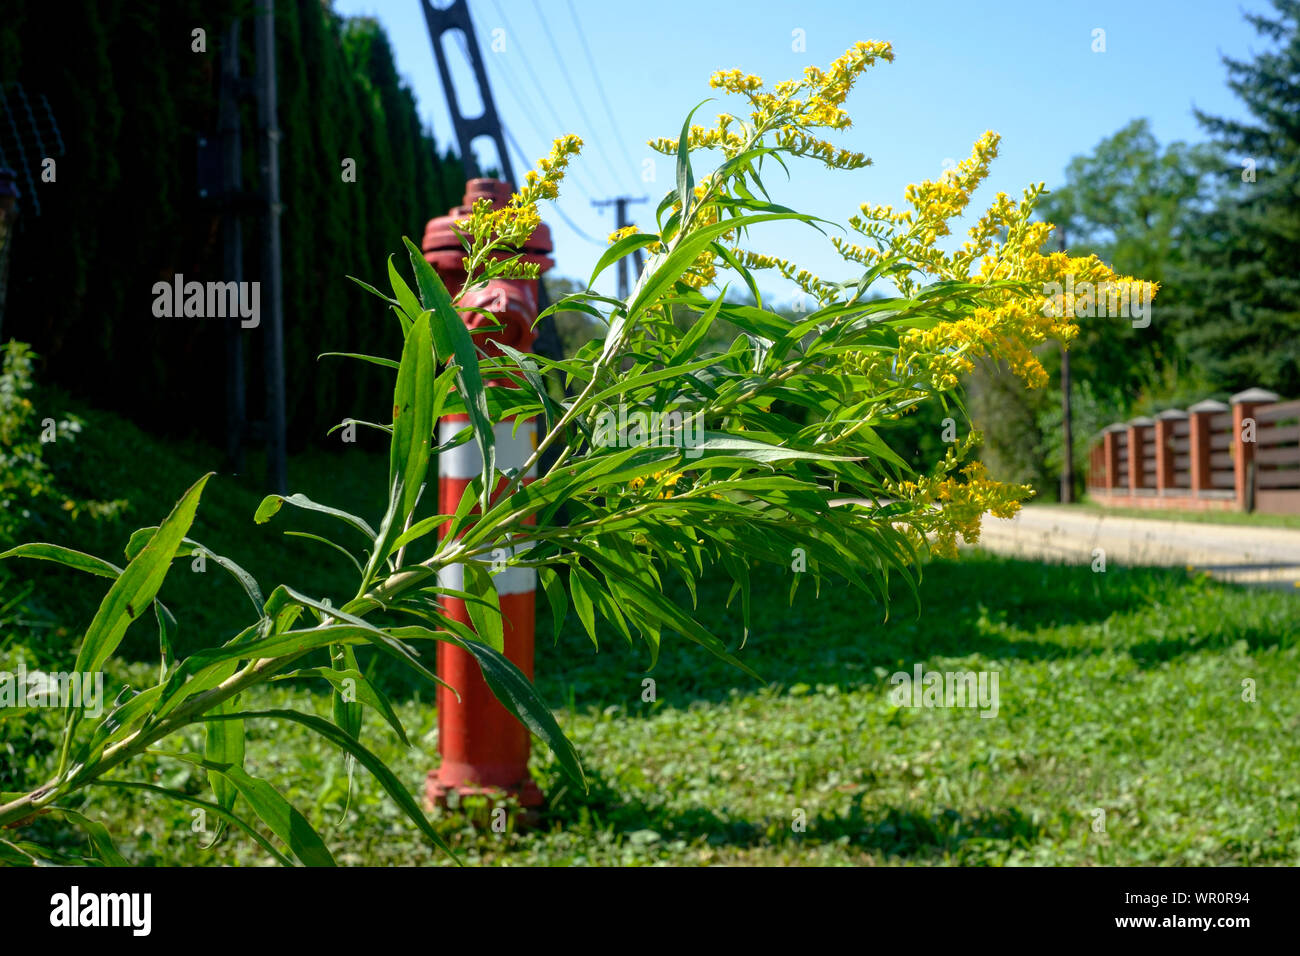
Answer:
967 120 1215 498
1179 0 1300 396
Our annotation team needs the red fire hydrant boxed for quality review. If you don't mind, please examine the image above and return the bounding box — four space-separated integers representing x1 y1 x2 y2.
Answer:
421 179 553 808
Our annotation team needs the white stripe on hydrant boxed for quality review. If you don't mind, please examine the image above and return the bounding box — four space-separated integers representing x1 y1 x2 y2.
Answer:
438 419 537 480
437 560 537 597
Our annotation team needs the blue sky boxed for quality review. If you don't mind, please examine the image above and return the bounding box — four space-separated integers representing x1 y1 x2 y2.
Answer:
333 0 1269 301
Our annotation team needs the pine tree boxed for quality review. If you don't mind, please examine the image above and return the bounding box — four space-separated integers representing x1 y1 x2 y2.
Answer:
1181 0 1300 394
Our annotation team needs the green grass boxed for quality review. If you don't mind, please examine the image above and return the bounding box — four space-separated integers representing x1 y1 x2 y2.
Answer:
4 400 1298 866
1075 498 1300 530
2 388 392 664
7 554 1298 866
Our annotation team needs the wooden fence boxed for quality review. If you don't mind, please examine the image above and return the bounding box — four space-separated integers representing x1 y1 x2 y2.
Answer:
1086 388 1300 514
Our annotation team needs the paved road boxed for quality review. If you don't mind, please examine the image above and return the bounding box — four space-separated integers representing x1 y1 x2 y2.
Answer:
973 506 1300 588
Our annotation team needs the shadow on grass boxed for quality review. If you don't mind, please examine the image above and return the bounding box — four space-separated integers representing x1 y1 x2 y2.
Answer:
537 766 1041 862
512 554 1295 712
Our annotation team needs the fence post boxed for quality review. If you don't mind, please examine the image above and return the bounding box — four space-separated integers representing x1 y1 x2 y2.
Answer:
1127 417 1153 494
1154 410 1185 494
1230 388 1279 512
1102 424 1124 495
1187 399 1228 498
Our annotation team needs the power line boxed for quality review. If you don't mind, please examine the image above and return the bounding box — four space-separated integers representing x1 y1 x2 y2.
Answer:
529 0 621 194
564 0 638 176
484 0 572 142
471 8 603 202
481 0 606 198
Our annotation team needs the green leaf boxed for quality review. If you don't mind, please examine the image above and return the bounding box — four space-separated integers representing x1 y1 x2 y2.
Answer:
72 474 211 681
209 710 457 861
388 512 455 554
346 273 400 308
158 752 336 866
628 212 819 324
49 808 129 866
91 781 294 866
331 644 364 741
318 351 400 370
668 291 726 365
254 493 377 540
403 236 495 509
493 342 561 439
387 255 421 333
327 418 392 438
154 599 178 682
0 542 120 579
691 432 858 464
283 531 363 574
676 100 709 228
569 565 598 648
453 642 585 788
710 242 762 307
588 233 661 289
205 695 245 839
272 665 409 746
462 562 504 652
386 309 437 532
538 566 568 642
123 531 264 615
276 587 450 692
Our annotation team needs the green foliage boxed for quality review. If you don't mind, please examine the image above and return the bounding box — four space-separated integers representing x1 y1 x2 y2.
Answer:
1028 0 1300 428
1178 0 1300 395
0 341 126 546
1034 119 1217 407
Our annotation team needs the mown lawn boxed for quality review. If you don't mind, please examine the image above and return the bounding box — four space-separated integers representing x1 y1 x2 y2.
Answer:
3 399 1298 866
7 553 1298 866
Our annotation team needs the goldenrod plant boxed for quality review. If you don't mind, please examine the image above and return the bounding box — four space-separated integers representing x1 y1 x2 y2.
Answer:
0 43 1152 865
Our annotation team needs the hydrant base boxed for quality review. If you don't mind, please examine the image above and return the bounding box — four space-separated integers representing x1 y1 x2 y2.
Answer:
425 769 544 810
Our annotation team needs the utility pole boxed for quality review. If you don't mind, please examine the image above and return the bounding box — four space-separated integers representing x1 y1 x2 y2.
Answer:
218 20 246 474
592 196 647 299
255 0 287 494
1059 228 1074 504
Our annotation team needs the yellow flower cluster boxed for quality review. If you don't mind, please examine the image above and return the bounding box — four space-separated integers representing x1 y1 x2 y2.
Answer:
651 42 894 171
838 131 1155 387
708 70 764 94
648 117 749 157
886 440 1032 558
904 131 1000 238
629 470 683 499
730 247 834 304
773 127 870 170
457 135 583 269
798 41 894 127
608 224 639 244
